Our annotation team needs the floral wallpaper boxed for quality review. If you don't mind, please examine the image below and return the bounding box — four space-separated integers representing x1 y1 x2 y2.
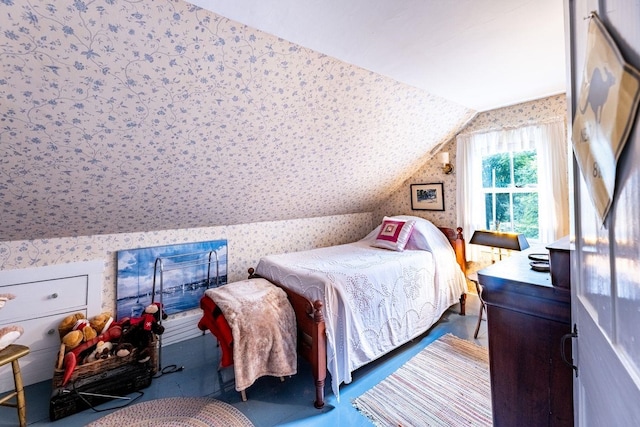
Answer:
0 0 473 243
0 0 565 318
459 94 567 135
0 212 374 313
376 94 567 232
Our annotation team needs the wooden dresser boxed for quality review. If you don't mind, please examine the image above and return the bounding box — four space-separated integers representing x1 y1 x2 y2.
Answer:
478 251 574 427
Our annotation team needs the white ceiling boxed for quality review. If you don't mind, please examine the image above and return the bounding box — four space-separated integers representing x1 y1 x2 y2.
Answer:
186 0 567 111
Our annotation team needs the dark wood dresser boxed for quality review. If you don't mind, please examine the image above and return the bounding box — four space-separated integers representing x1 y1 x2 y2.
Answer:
478 251 574 427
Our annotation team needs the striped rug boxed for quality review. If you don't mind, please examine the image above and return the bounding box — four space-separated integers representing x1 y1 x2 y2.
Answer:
352 334 492 426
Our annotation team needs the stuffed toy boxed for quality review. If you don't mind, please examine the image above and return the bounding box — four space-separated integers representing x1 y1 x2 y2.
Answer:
139 302 167 333
0 293 23 351
94 340 113 360
82 340 113 364
115 303 166 363
61 325 123 386
114 341 134 358
58 313 102 352
89 312 114 335
57 312 86 339
72 318 98 342
61 330 84 352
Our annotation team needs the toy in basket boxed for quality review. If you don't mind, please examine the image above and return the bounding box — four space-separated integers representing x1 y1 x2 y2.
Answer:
49 304 166 421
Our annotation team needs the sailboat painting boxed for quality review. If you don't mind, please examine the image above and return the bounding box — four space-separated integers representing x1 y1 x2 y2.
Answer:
115 240 228 320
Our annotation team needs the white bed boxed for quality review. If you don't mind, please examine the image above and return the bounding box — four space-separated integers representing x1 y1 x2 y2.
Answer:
254 216 467 403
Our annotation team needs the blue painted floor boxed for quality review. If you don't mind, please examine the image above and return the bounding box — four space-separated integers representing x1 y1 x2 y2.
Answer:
2 294 486 426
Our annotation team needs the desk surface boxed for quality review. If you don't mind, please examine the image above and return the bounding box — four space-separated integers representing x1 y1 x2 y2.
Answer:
477 249 571 322
479 248 550 284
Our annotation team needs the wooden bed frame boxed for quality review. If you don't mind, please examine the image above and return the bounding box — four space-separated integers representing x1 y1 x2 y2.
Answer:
248 226 466 408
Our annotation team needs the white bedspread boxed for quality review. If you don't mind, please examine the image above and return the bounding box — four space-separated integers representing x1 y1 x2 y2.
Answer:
255 219 466 401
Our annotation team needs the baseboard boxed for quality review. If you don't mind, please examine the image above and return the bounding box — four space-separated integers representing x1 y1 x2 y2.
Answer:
159 312 204 347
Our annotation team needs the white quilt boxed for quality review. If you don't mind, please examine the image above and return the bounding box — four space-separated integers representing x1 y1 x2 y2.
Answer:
255 216 467 401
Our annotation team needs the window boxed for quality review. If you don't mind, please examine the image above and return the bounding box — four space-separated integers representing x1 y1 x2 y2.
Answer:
456 120 569 257
481 150 539 240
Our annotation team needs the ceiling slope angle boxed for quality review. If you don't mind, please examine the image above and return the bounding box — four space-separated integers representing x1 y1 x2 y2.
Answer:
0 0 475 242
187 0 567 111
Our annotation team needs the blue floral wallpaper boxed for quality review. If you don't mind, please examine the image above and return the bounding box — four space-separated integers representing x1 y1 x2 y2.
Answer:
0 212 375 313
0 0 563 315
377 94 567 230
0 0 473 242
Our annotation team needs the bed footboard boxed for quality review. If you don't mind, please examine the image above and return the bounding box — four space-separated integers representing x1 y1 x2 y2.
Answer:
438 226 467 316
248 268 327 408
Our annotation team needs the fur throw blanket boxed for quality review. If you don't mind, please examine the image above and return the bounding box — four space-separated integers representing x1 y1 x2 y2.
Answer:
204 278 297 391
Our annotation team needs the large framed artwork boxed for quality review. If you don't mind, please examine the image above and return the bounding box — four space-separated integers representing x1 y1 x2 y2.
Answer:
410 183 445 211
116 240 228 320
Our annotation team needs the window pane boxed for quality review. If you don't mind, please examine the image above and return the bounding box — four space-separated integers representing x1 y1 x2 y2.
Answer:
484 192 514 231
513 192 539 239
484 193 493 230
495 193 512 230
513 150 537 187
482 153 511 188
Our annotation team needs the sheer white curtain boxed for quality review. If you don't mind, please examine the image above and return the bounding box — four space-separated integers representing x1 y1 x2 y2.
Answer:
456 121 569 261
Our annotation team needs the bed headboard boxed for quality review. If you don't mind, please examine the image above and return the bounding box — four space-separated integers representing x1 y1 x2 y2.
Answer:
438 227 467 276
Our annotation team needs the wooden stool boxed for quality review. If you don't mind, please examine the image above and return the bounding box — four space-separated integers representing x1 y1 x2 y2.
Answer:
0 344 30 427
467 272 486 339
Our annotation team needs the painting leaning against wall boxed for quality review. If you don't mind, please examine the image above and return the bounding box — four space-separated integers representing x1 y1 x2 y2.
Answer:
116 240 228 320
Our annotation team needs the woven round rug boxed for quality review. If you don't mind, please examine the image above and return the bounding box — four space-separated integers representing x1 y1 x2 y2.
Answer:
87 397 254 427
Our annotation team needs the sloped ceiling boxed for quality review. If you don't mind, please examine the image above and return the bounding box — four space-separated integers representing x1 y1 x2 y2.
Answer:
0 1 565 242
188 0 567 112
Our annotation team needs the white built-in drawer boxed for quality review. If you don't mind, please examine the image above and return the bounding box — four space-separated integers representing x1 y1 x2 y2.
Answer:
0 275 88 322
3 311 87 353
0 260 104 394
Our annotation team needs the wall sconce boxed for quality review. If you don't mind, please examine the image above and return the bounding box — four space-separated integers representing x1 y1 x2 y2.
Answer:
439 152 453 174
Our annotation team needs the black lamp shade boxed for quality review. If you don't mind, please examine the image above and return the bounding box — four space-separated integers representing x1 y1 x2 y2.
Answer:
469 230 530 251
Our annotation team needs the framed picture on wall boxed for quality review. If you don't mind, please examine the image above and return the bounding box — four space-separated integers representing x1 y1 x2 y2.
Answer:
410 183 445 211
115 239 228 320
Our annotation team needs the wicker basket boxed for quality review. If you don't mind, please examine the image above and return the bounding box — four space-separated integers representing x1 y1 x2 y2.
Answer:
49 336 159 420
52 335 158 390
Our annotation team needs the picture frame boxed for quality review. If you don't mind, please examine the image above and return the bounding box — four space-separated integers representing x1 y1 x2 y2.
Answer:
116 239 228 320
410 183 445 211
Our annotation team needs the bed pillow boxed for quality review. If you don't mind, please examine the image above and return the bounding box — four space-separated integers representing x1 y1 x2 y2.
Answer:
371 217 416 251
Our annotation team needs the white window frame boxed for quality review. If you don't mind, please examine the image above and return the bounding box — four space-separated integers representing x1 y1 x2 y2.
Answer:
482 150 539 237
456 121 569 262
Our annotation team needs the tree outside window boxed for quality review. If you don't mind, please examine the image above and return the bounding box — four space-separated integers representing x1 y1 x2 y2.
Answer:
481 150 539 240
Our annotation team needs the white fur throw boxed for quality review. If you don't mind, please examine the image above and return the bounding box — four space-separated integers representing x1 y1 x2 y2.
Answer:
205 278 297 391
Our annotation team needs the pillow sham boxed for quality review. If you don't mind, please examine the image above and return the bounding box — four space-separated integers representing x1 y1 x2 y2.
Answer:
371 217 415 251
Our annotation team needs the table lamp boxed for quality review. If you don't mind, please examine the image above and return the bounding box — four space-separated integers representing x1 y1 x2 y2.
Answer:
470 230 530 262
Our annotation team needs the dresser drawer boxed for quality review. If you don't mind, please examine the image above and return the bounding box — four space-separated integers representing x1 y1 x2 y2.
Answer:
0 275 88 322
0 260 104 393
2 311 87 353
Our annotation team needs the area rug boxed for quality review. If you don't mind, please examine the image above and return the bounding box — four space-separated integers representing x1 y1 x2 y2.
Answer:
352 334 492 426
87 397 254 427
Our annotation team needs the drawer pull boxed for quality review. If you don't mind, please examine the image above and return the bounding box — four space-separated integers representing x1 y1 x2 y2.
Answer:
50 293 59 299
48 329 56 335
